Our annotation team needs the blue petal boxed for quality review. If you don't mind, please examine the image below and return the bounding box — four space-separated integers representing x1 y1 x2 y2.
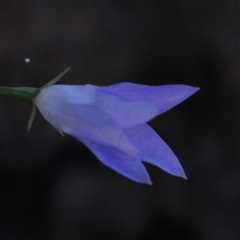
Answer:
80 139 152 184
40 101 139 155
37 85 158 128
101 82 199 115
93 88 158 127
124 124 187 179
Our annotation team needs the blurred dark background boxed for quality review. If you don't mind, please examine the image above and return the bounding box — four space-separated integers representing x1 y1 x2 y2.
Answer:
0 2 239 240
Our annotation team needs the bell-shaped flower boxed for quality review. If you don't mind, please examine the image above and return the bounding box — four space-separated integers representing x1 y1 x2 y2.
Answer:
34 82 199 184
0 68 199 185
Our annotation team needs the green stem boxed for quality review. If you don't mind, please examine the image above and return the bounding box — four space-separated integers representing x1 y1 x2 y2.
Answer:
0 86 40 103
0 67 70 103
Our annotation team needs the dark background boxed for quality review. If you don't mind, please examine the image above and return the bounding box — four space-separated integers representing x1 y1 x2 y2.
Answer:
0 1 239 240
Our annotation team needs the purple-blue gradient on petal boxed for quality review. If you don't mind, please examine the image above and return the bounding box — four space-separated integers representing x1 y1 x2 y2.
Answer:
35 82 199 184
81 138 152 184
124 124 187 179
101 82 199 115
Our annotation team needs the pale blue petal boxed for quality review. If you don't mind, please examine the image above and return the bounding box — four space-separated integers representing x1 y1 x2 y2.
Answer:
124 124 187 179
101 82 199 115
36 90 139 155
93 88 158 127
37 85 158 128
80 139 152 184
70 103 140 155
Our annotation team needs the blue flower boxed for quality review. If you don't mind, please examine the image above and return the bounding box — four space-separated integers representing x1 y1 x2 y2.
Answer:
35 82 199 184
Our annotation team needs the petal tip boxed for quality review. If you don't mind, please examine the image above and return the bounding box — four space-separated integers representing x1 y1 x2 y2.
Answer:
192 86 200 93
182 174 188 180
138 174 152 185
185 86 200 97
146 179 153 185
179 171 187 180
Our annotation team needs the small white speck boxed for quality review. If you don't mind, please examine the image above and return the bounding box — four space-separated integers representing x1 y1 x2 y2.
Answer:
24 58 30 63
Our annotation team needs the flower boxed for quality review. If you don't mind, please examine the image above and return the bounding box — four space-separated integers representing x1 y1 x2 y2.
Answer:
34 82 199 184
